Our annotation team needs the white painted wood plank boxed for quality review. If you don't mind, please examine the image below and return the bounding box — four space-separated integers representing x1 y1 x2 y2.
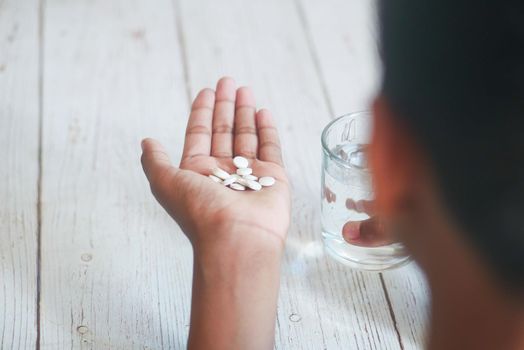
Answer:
177 0 402 348
296 0 381 116
40 0 191 348
0 0 39 348
296 0 430 348
382 265 430 350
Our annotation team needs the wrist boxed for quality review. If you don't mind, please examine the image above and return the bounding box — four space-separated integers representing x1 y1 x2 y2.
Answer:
193 221 286 266
194 232 284 282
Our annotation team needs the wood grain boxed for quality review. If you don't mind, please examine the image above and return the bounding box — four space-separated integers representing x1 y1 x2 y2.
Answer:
40 0 191 348
296 0 430 348
0 0 39 348
381 265 430 350
295 0 381 116
177 0 402 348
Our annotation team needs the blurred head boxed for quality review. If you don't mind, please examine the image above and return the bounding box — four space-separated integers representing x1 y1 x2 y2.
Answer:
371 0 524 292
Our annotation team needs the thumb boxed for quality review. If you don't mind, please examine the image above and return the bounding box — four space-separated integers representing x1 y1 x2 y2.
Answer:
141 138 180 201
342 216 393 247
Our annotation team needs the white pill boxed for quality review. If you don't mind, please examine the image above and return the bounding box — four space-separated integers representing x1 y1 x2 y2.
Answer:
222 176 237 186
208 175 222 183
245 179 262 191
236 167 253 176
233 156 249 169
258 176 276 187
212 167 230 180
230 183 246 191
235 178 249 186
242 174 258 181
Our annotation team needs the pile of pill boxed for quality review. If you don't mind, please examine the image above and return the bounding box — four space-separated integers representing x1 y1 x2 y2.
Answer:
208 156 276 191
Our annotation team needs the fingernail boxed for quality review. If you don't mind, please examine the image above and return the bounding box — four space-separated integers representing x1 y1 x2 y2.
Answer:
141 139 146 151
342 222 361 241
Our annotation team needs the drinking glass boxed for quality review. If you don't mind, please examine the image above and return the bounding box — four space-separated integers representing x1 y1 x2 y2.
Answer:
321 111 411 270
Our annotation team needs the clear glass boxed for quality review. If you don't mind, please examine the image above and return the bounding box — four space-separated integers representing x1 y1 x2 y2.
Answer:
321 111 411 271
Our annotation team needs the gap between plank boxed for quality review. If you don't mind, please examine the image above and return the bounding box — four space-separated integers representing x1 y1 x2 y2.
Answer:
293 0 336 118
36 0 45 348
380 273 404 350
172 0 192 106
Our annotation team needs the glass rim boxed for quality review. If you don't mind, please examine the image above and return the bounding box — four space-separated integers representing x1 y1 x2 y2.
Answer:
321 110 371 171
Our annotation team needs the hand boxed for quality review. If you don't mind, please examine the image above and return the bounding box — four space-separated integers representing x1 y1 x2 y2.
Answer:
141 77 290 350
141 77 291 257
341 198 393 247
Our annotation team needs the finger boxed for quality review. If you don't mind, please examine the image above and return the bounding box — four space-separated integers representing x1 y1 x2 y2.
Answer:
256 109 283 166
323 185 337 203
342 217 394 247
211 77 236 158
234 87 258 158
141 138 179 199
182 88 216 162
345 198 376 216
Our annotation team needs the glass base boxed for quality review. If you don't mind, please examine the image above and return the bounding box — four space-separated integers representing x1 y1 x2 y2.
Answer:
322 232 412 271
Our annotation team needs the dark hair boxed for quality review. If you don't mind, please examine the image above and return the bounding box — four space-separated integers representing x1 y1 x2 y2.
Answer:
378 0 524 290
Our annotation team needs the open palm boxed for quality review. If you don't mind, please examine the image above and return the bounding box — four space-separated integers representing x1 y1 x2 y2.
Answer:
141 78 291 252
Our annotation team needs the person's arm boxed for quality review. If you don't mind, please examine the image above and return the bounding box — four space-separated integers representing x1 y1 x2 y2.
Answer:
141 77 290 350
189 227 283 349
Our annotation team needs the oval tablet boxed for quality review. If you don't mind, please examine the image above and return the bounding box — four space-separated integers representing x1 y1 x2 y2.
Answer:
235 178 249 187
212 167 230 180
242 174 258 181
222 176 237 186
236 167 253 176
245 179 262 191
208 175 222 183
233 156 249 169
230 183 246 191
258 176 276 187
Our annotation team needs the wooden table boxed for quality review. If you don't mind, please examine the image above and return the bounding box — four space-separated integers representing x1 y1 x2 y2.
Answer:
0 0 429 348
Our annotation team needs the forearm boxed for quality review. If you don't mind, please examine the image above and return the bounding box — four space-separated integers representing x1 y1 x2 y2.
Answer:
187 233 283 350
